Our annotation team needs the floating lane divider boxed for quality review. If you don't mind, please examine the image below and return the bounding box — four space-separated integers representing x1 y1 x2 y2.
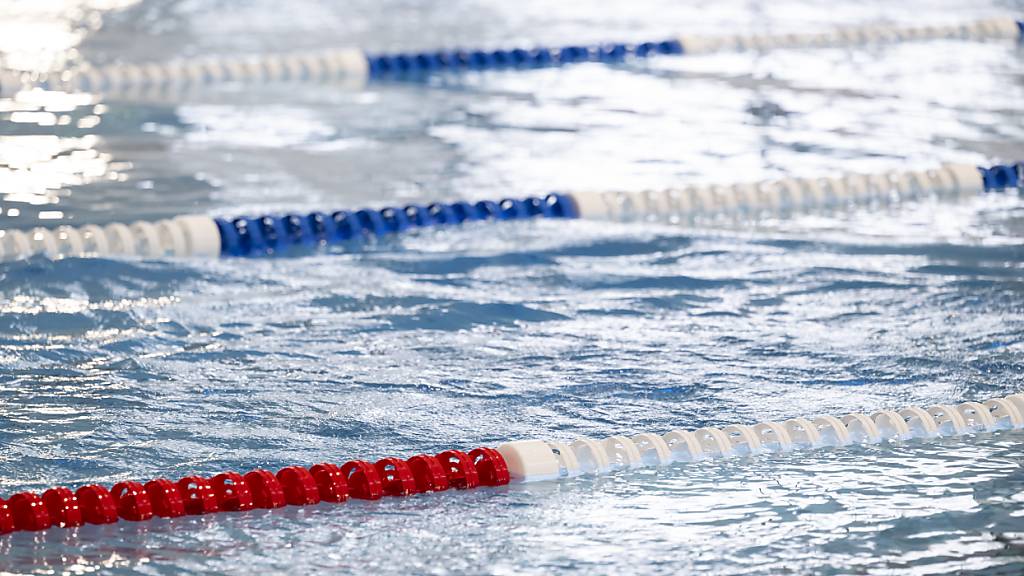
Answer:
499 393 1024 482
0 162 1020 262
0 446 511 535
0 193 577 262
569 161 1022 223
1 393 1021 535
1 17 1020 96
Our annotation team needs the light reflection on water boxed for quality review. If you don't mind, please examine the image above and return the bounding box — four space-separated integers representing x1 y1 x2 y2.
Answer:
0 0 1023 574
0 1 128 74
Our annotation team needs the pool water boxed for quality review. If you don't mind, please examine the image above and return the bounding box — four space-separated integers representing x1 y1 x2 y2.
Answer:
1 0 1023 574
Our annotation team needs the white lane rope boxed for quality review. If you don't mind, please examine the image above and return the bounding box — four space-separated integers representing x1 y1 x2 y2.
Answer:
496 393 1024 482
0 17 1019 97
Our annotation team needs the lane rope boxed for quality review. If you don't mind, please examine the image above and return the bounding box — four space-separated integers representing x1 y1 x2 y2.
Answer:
569 162 1020 223
0 446 510 535
498 393 1024 482
0 17 1020 96
0 162 1019 263
1 393 1020 535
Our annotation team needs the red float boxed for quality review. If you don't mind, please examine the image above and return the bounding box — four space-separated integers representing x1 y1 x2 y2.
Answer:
144 479 186 518
340 460 383 500
75 485 119 525
406 454 450 493
211 472 255 512
9 493 51 531
41 487 84 528
276 467 321 506
243 470 287 509
469 447 511 486
309 463 349 502
177 476 219 515
111 482 155 522
436 450 480 489
0 498 14 534
374 458 418 496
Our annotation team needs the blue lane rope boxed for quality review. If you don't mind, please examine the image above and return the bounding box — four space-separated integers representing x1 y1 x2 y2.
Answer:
979 163 1022 191
212 193 579 257
210 163 1021 258
0 163 1019 262
3 17 1021 97
365 40 682 79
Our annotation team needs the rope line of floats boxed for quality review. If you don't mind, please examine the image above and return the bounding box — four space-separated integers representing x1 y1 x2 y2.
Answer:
0 17 1020 96
0 162 1019 262
2 393 1021 535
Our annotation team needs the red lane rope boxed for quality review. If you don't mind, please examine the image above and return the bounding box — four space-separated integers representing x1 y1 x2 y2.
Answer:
0 447 509 535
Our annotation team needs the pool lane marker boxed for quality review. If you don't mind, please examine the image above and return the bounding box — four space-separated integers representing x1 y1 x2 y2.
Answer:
1 393 1020 535
569 162 1021 223
0 162 1019 263
0 17 1020 96
499 394 1024 481
0 448 511 534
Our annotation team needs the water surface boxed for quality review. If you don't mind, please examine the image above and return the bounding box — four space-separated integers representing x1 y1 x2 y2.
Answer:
0 0 1023 573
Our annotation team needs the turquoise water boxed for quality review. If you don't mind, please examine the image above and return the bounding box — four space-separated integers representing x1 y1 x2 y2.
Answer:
1 0 1023 574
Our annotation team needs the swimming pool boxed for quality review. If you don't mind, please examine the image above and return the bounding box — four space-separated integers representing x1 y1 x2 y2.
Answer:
1 0 1023 573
